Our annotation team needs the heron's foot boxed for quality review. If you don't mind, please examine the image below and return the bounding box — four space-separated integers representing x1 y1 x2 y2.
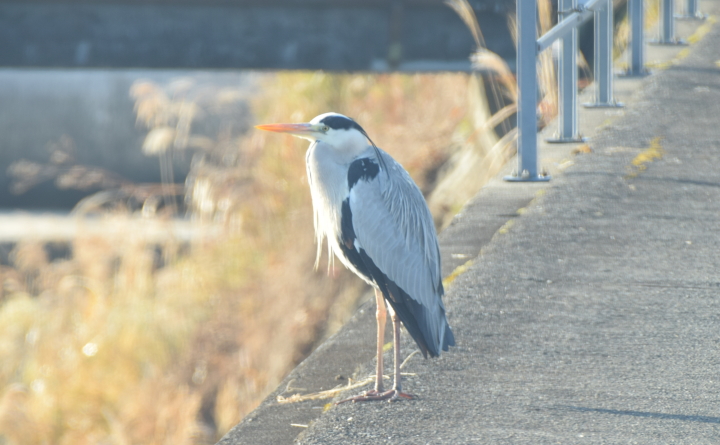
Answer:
336 389 415 404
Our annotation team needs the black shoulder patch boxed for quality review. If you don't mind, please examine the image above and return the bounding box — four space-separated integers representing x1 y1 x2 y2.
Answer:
347 157 380 189
320 115 365 132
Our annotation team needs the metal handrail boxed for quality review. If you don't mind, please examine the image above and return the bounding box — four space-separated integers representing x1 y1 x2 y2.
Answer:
537 0 603 52
505 0 702 182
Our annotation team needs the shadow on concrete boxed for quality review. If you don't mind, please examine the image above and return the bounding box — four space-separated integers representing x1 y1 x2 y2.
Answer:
565 171 720 189
667 65 720 76
555 405 720 424
635 176 720 189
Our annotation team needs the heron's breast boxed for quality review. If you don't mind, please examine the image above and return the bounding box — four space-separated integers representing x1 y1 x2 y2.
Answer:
306 144 350 234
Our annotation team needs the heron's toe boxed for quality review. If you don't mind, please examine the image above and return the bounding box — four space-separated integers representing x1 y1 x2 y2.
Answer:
336 389 414 404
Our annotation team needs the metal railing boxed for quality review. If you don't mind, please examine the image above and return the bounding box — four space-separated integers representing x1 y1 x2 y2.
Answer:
505 0 704 182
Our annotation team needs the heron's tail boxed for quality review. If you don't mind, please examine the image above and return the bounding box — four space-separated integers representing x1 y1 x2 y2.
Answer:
382 283 454 359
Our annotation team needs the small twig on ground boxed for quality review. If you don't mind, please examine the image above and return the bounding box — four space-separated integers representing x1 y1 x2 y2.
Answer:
283 379 307 393
277 348 422 404
277 375 382 404
399 350 420 370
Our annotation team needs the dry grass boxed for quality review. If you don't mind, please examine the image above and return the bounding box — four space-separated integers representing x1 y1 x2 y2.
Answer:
426 0 528 227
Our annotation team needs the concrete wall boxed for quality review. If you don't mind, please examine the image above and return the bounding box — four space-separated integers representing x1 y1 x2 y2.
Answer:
0 69 257 208
0 0 515 71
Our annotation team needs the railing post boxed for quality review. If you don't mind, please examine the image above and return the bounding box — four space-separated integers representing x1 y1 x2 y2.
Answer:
663 0 677 42
547 0 584 142
585 0 623 107
623 0 648 76
677 0 705 19
653 0 685 43
505 0 550 182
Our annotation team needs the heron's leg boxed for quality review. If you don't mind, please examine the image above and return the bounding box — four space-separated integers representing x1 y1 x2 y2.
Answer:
336 289 388 404
385 305 413 400
336 293 414 404
373 288 386 392
389 306 402 392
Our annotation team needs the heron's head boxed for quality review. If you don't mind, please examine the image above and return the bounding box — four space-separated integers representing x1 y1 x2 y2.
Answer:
255 112 373 156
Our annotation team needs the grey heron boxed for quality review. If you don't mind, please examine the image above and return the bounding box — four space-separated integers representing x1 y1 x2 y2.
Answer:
256 112 454 402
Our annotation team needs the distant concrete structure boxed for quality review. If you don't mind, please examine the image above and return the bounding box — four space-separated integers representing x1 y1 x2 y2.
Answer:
0 0 516 71
0 69 258 209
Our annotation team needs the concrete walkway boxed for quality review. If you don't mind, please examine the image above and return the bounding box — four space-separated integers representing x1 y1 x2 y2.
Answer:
220 5 720 444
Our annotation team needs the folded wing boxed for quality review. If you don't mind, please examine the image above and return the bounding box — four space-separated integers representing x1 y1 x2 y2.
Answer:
346 150 454 357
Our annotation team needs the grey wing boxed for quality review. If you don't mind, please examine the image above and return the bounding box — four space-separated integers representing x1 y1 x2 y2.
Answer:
349 150 452 356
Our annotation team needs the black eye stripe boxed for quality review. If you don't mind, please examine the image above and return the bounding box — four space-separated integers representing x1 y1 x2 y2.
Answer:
319 115 365 133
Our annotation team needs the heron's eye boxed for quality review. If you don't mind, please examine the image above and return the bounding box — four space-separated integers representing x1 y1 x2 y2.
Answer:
321 125 330 133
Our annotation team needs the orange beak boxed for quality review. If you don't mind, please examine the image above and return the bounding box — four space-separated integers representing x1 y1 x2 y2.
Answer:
254 123 315 136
